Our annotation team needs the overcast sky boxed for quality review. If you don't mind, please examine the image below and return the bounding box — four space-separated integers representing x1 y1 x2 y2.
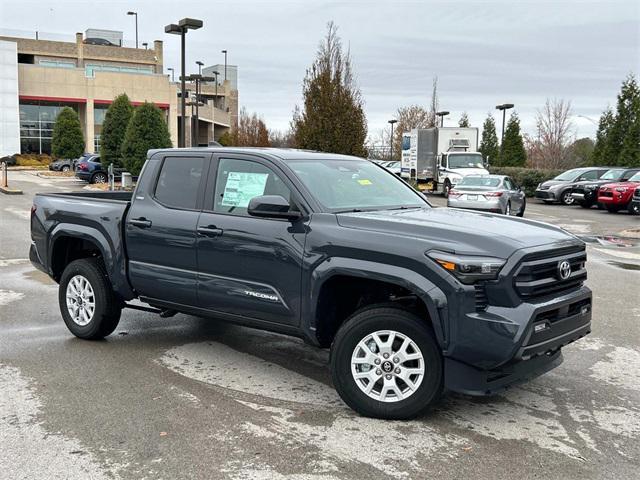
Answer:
1 0 638 141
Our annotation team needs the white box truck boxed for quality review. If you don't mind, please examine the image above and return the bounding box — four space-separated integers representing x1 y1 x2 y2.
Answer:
400 127 488 196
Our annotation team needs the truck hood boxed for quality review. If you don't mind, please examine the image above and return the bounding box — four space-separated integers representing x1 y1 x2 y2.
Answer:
448 167 489 177
336 207 579 258
599 181 640 189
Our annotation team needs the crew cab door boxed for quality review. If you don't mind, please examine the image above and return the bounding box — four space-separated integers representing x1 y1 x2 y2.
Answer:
125 152 210 306
196 154 307 326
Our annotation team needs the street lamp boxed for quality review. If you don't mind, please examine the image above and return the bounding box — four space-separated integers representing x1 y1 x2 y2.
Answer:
388 119 397 160
221 49 227 82
196 60 204 75
127 11 138 48
210 70 220 107
495 103 514 147
165 18 203 148
577 114 598 126
183 74 216 146
436 111 450 127
167 67 175 82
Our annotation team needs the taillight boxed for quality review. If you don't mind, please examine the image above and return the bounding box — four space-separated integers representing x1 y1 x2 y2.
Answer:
449 189 461 198
484 192 503 197
78 163 88 171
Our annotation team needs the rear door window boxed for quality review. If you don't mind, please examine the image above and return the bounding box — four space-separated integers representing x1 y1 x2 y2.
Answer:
154 156 205 210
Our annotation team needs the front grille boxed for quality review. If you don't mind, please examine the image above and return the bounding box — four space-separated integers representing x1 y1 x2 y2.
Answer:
634 187 640 199
474 284 488 311
513 246 587 299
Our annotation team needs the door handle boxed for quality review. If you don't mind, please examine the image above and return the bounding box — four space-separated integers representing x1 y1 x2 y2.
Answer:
129 217 152 228
197 225 223 237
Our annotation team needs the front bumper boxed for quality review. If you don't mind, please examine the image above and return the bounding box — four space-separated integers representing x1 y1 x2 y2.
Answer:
443 285 592 395
535 189 555 200
571 189 597 203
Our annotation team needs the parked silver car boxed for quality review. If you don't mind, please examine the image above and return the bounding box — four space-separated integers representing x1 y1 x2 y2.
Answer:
447 175 526 216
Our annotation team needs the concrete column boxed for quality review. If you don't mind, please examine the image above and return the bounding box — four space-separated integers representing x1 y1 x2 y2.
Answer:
85 101 94 153
153 40 163 74
76 32 84 67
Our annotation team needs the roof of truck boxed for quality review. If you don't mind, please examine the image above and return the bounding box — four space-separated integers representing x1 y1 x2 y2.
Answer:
148 147 363 162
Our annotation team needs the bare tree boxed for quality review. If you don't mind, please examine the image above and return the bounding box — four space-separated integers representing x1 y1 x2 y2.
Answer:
232 107 270 147
528 99 576 169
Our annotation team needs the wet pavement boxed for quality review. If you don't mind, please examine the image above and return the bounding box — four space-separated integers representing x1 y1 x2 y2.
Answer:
1 171 639 480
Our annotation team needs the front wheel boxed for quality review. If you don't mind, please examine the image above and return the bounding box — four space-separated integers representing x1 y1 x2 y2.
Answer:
59 258 122 339
561 190 574 205
330 306 443 420
629 202 640 216
579 201 593 209
443 181 451 198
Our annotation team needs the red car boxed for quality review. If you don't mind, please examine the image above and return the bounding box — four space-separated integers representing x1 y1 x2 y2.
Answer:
598 170 640 212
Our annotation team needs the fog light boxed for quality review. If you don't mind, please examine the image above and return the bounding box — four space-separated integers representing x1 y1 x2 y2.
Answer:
581 305 590 315
534 323 549 333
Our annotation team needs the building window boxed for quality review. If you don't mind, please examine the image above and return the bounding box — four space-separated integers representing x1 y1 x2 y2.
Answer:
93 104 109 154
19 100 79 155
39 60 75 69
85 64 153 78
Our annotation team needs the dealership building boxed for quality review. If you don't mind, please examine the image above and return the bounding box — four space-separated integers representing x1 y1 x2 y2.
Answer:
0 30 238 157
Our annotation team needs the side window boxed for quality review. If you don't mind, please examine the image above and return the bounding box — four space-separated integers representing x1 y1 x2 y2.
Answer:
622 170 639 181
154 156 204 210
503 177 514 190
213 158 292 216
580 170 599 181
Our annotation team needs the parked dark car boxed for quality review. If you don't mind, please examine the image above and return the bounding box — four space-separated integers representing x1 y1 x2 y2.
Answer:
75 154 108 184
83 38 116 47
0 155 17 166
629 186 640 215
535 167 611 205
571 168 640 209
49 158 76 172
31 148 592 420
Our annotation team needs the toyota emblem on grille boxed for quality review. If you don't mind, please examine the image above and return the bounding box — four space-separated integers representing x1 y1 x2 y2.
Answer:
557 260 571 280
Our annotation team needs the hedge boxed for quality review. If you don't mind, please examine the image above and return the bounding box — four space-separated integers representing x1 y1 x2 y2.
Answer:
488 166 563 197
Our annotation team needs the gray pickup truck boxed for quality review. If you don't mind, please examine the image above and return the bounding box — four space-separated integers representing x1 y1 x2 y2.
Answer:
30 148 592 419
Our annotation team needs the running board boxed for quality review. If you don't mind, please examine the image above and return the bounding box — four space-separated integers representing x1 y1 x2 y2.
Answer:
124 303 163 314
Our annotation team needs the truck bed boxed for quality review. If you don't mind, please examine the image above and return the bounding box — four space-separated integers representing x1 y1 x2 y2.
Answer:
30 190 134 298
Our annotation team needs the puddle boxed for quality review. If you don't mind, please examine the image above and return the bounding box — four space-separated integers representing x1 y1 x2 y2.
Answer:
608 261 640 271
579 235 640 248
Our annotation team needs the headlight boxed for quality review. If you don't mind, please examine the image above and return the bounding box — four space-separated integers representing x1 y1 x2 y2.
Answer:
427 251 505 284
615 187 628 192
585 184 597 190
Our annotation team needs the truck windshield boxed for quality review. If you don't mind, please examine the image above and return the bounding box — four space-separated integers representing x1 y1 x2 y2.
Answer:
288 159 428 212
448 154 484 169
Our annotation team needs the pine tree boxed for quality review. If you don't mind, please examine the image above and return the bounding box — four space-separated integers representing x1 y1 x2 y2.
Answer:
292 22 367 156
590 108 615 166
479 114 499 165
619 78 640 167
604 74 640 166
121 102 172 175
51 107 85 160
458 112 470 127
500 112 527 166
100 93 133 169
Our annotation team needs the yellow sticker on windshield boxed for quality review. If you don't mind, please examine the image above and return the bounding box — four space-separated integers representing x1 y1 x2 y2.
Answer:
357 179 372 185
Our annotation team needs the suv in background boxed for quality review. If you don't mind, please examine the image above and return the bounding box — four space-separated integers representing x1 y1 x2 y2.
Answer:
535 167 610 205
598 170 640 213
75 154 108 184
572 168 640 209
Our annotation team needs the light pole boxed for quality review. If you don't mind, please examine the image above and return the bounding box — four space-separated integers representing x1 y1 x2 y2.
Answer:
165 18 203 148
436 111 449 127
196 60 204 75
127 11 138 48
221 49 227 82
167 67 175 82
210 70 219 107
577 114 598 126
184 74 216 146
495 103 514 147
388 119 397 160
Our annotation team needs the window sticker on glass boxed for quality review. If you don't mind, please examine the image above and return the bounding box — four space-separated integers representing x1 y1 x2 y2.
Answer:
357 179 372 185
221 171 269 207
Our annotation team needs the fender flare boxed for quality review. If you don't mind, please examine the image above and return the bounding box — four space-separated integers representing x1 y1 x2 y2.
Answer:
307 257 449 348
48 224 134 299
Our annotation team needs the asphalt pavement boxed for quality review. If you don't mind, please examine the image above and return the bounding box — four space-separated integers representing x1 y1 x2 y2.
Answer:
1 170 639 480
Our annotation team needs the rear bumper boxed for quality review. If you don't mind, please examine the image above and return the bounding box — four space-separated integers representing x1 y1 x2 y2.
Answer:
443 286 591 395
447 198 502 212
75 171 91 182
29 241 48 275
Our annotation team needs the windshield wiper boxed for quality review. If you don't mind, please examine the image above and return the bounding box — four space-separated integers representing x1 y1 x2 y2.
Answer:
384 206 423 211
335 208 365 213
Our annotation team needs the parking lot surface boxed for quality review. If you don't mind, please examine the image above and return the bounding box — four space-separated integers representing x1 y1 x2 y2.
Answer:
1 171 639 479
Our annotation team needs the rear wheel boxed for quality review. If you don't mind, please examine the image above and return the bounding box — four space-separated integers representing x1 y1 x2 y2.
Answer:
331 306 443 420
516 198 526 217
61 165 70 172
560 190 574 205
58 258 122 339
443 180 451 198
92 172 108 184
504 201 512 215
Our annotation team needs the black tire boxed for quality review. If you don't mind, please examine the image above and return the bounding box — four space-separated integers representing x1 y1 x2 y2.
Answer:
629 202 640 216
58 258 122 339
92 172 108 184
330 306 443 420
579 201 593 209
443 180 451 198
605 205 620 213
516 198 526 217
504 201 512 215
560 190 574 205
61 165 70 172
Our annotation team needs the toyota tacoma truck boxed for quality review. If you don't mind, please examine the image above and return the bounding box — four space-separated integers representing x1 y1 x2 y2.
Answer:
30 148 592 419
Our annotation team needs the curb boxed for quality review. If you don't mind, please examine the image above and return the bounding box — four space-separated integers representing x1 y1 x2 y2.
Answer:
0 186 23 195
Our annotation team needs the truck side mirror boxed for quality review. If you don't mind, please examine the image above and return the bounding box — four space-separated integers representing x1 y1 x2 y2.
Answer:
248 195 301 221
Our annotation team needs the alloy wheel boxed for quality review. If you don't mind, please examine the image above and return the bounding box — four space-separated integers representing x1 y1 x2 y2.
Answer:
65 275 96 326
